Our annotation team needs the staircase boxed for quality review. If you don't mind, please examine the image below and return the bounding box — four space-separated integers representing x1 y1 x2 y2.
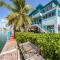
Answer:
31 24 48 33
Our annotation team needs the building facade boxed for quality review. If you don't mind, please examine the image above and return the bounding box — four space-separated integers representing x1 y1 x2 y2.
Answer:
29 0 60 33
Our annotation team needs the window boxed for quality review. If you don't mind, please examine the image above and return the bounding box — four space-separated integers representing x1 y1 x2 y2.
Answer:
48 13 51 17
39 19 41 24
49 4 52 9
43 15 46 19
46 14 47 18
52 10 55 16
47 25 54 32
42 9 56 20
58 25 60 32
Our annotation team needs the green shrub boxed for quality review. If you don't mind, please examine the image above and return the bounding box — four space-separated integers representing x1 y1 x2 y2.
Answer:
15 32 60 60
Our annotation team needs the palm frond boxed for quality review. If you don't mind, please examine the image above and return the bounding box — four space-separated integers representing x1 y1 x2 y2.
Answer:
1 1 18 12
7 13 18 20
11 0 21 11
16 15 23 27
21 5 32 14
21 15 32 31
7 13 18 26
17 0 25 9
24 15 32 25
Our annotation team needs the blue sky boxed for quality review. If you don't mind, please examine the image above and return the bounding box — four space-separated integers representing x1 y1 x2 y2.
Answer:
0 0 60 19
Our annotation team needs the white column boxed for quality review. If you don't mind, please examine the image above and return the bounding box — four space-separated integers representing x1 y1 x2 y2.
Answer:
54 7 58 33
54 23 58 33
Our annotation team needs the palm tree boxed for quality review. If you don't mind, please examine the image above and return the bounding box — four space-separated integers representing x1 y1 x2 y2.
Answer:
0 0 32 32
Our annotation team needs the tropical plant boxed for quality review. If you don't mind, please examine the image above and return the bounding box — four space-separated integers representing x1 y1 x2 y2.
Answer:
15 32 60 60
0 0 32 32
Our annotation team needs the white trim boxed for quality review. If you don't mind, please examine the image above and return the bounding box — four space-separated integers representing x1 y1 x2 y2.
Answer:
17 50 20 60
42 7 57 15
31 24 47 33
0 49 17 56
42 16 56 21
32 7 57 19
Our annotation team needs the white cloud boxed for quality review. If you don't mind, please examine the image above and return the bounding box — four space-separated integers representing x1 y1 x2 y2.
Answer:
0 18 7 28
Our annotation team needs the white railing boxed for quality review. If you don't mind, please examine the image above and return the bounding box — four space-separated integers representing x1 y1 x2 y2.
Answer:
31 24 48 33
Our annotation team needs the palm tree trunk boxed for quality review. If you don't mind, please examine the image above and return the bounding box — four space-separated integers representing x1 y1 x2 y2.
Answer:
14 26 16 38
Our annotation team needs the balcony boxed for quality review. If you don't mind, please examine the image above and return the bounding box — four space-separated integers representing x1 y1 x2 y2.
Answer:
42 16 57 25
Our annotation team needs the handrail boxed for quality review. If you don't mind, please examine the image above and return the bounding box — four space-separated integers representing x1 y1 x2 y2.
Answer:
31 24 48 33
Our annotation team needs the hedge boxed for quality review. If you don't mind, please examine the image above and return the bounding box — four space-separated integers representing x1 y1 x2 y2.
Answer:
15 32 60 60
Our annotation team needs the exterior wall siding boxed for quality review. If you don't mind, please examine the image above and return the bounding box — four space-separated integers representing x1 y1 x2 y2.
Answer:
57 16 60 25
42 16 57 25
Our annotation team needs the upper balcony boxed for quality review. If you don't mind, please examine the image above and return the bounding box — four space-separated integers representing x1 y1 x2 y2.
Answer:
40 0 60 13
41 6 60 20
42 7 56 20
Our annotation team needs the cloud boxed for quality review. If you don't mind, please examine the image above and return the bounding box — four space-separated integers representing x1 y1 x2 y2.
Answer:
0 19 7 23
0 19 7 28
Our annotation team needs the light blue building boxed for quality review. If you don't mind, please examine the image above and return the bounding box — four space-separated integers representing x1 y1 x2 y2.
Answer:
29 0 60 33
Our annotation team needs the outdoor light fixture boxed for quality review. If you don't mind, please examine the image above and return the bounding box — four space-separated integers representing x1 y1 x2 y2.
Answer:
39 12 43 17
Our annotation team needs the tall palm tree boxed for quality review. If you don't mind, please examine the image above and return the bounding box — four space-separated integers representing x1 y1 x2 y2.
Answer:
0 0 32 32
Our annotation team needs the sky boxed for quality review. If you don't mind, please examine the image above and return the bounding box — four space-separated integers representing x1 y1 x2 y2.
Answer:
0 0 60 19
